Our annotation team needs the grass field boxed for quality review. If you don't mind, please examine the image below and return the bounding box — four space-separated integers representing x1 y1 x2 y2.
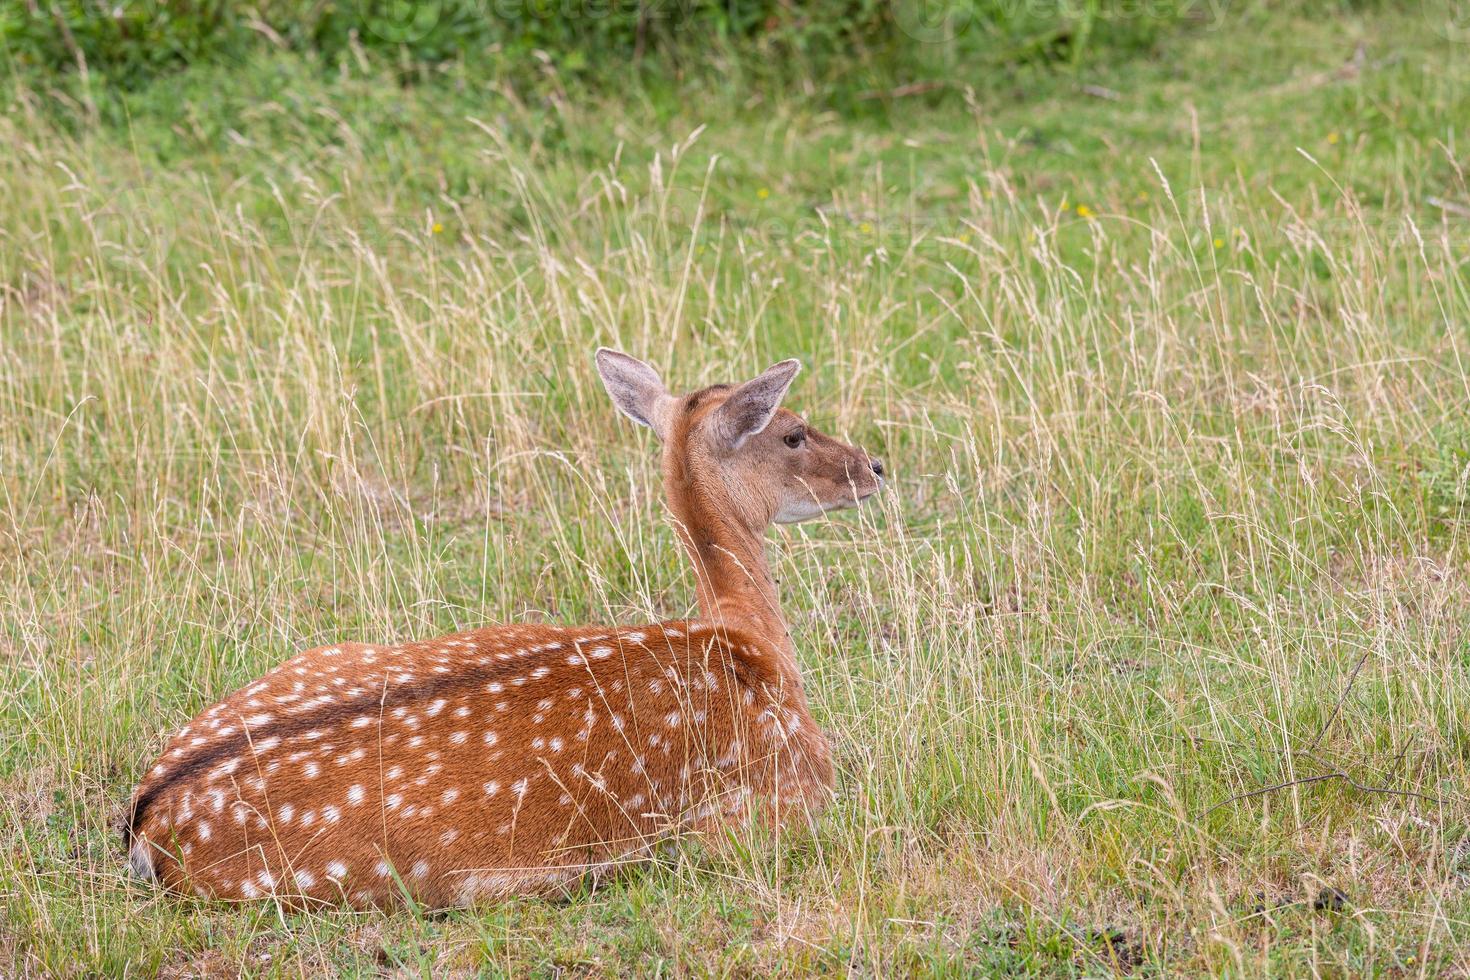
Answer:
3 4 1470 975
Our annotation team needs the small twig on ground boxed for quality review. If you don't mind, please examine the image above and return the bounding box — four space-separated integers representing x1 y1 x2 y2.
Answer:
856 81 948 101
1080 84 1122 101
1205 770 1442 817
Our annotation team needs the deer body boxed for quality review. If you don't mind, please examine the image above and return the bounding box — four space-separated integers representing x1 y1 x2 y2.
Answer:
126 351 882 907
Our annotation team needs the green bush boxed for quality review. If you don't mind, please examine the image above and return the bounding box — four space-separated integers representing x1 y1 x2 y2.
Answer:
2 0 1202 88
2 1 241 84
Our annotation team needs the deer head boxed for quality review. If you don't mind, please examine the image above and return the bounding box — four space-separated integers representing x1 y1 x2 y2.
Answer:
594 349 884 533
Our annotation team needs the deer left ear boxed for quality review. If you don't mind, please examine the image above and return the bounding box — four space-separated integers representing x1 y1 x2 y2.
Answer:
595 348 676 441
713 359 801 449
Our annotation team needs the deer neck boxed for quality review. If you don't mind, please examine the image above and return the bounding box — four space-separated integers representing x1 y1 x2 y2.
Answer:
664 459 791 657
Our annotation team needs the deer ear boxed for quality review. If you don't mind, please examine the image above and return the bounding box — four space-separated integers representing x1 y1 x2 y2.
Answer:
713 359 801 449
595 348 675 440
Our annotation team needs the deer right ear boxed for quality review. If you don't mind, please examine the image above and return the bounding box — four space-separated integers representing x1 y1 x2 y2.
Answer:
712 358 800 450
595 348 675 441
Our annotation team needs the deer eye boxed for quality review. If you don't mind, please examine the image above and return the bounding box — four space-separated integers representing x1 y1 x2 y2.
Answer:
783 430 805 449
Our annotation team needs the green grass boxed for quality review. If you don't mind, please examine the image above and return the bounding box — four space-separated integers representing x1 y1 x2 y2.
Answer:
3 6 1470 975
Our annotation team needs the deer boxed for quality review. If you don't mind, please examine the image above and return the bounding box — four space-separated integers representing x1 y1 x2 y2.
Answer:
123 349 885 908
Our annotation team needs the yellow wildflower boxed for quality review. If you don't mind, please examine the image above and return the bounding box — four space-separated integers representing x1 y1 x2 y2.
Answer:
757 187 770 200
1076 204 1095 219
432 222 444 235
1327 131 1340 145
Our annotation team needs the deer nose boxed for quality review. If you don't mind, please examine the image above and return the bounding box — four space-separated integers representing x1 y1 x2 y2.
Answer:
869 457 885 479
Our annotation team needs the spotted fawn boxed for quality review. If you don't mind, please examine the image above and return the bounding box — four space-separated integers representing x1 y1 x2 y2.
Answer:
124 350 885 907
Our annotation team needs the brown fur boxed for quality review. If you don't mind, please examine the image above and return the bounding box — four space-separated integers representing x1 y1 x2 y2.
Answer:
124 356 881 908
